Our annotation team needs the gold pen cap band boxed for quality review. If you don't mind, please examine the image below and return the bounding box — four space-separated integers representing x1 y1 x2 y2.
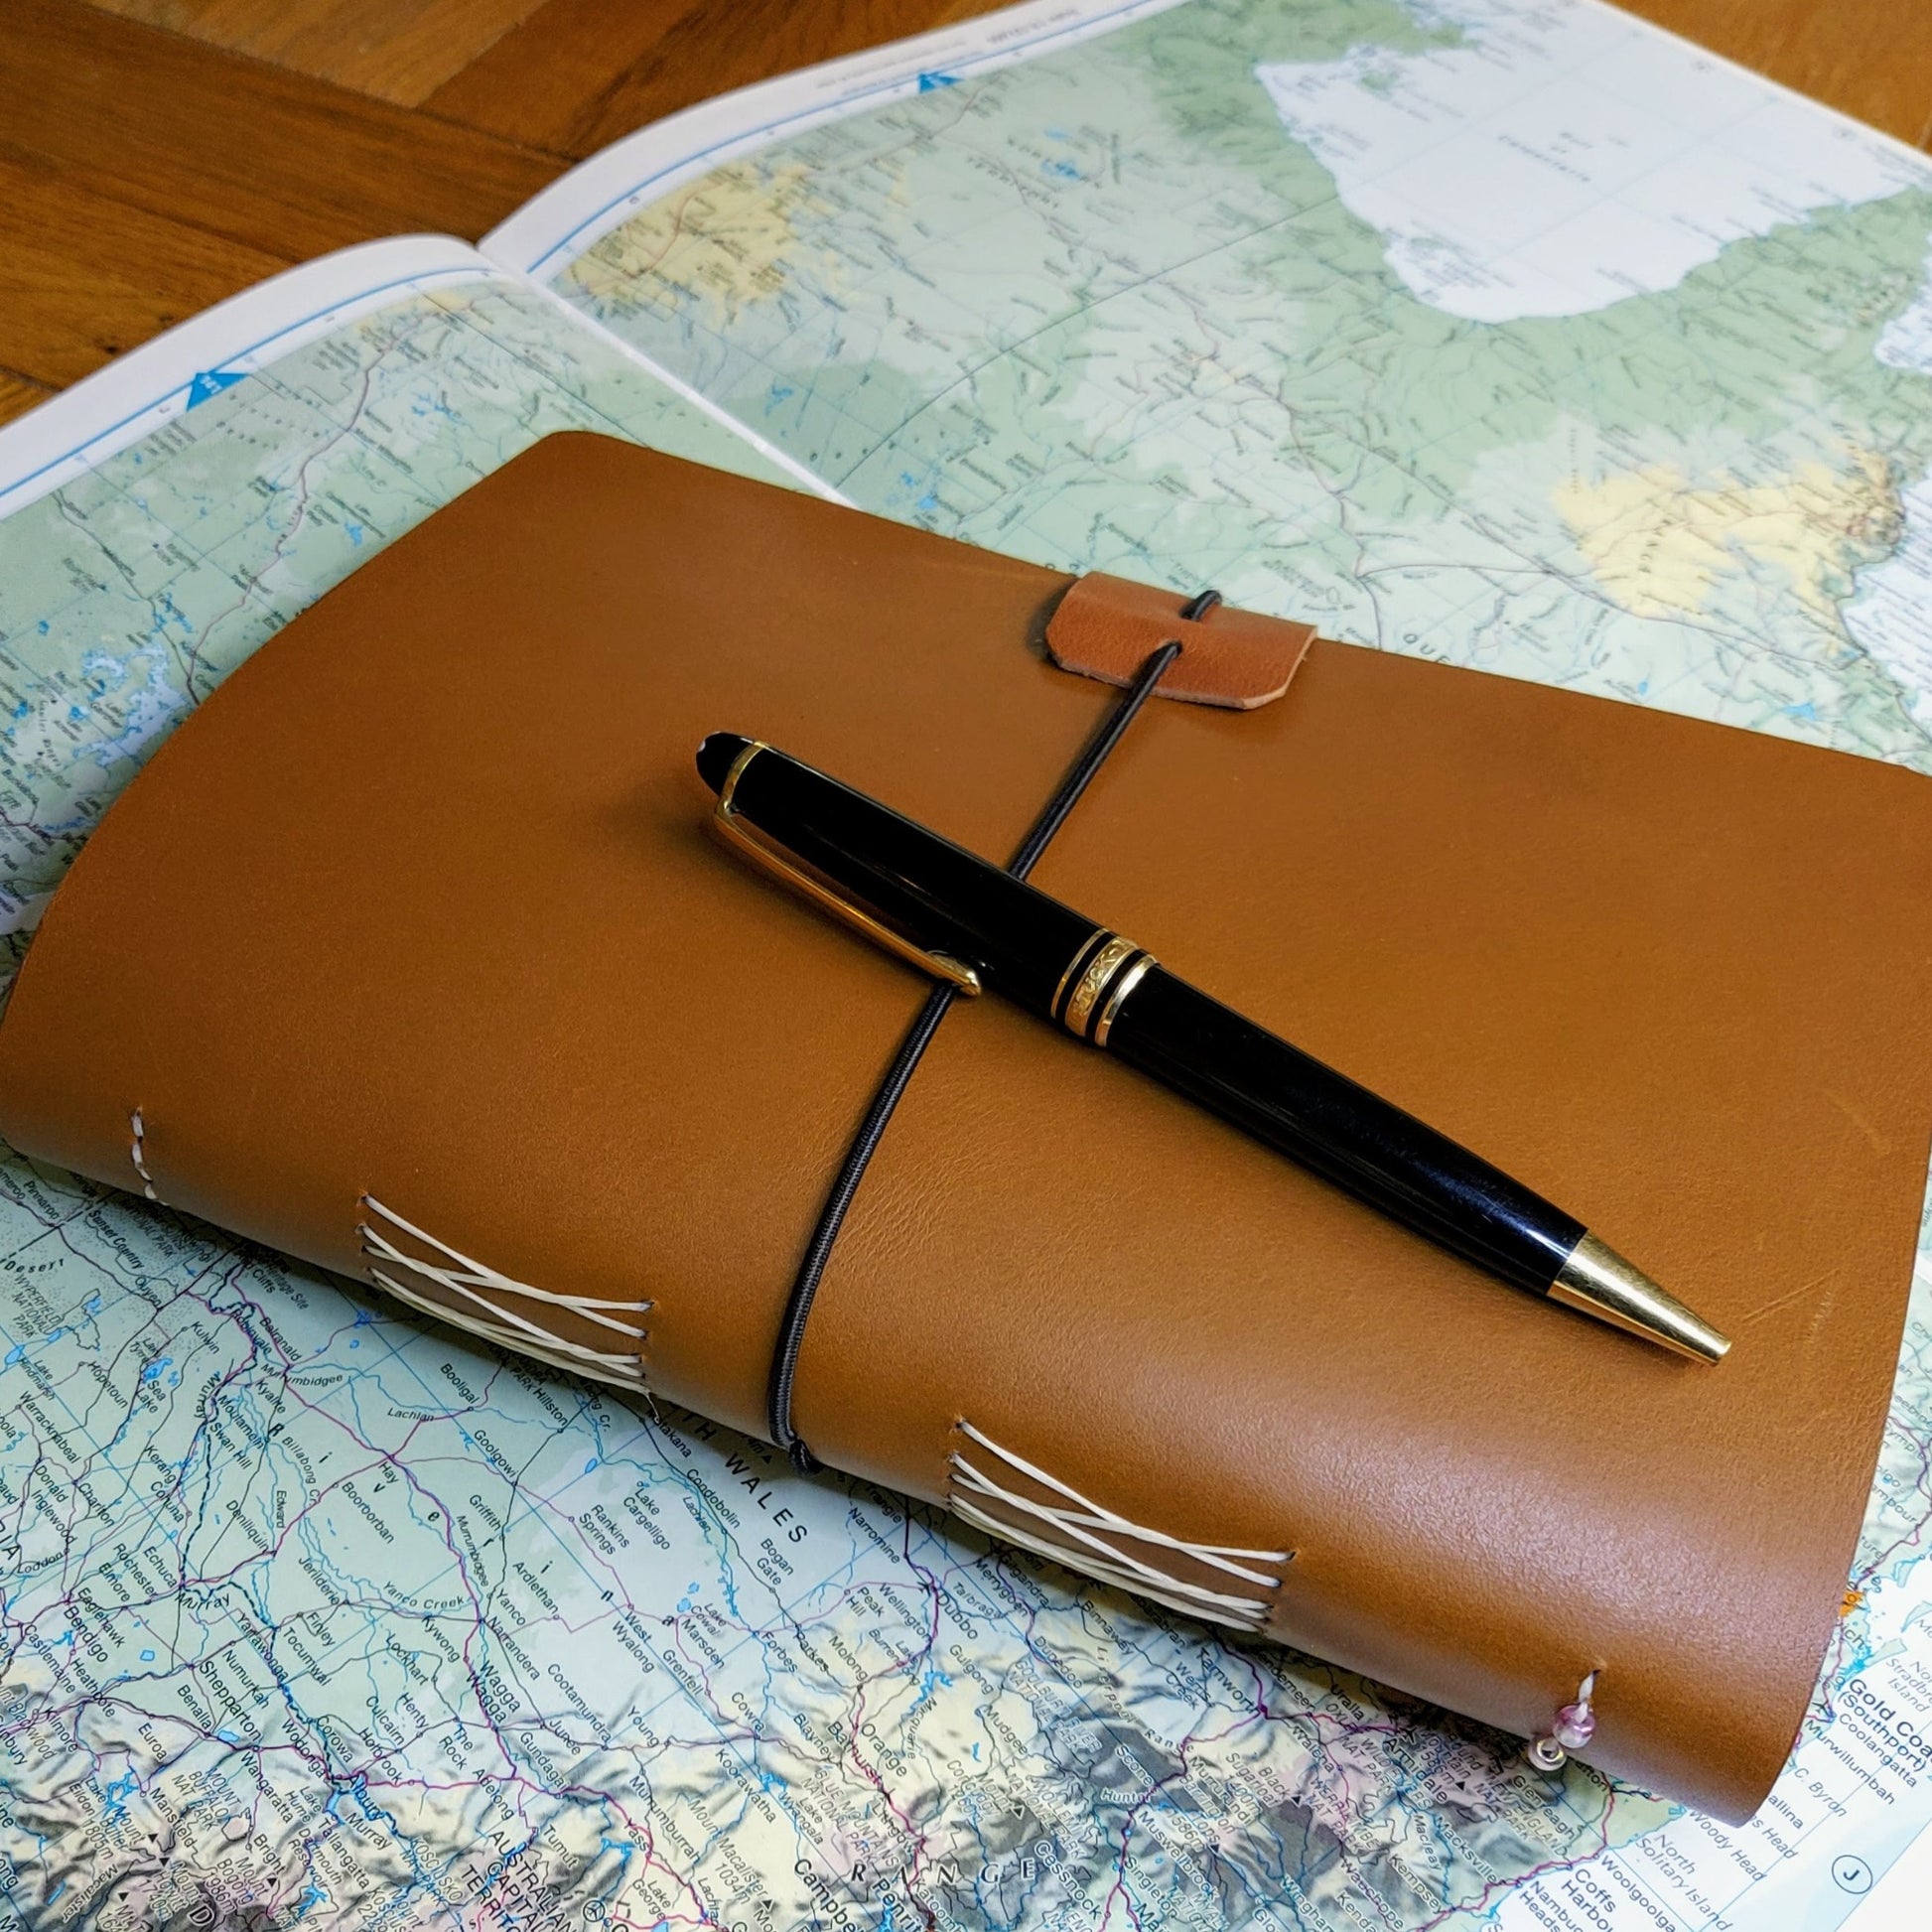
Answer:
1056 930 1155 1044
1051 927 1115 1022
1059 933 1136 1037
1549 1233 1730 1364
1093 953 1155 1046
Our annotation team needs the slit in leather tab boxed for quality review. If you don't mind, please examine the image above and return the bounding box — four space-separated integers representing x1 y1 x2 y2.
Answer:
1044 573 1316 710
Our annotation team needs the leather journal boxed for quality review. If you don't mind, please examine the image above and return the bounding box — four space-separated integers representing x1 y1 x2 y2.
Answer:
4 432 1932 1824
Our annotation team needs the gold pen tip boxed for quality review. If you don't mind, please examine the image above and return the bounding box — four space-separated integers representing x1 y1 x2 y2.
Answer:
1549 1233 1730 1364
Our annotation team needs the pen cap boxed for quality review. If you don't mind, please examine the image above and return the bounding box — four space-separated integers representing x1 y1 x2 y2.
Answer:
698 732 1097 1012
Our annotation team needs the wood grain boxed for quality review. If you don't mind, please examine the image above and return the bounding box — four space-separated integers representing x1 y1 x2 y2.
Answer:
0 144 291 390
6 0 560 258
85 0 553 106
0 0 560 393
426 0 994 159
94 0 1932 153
0 372 57 431
1616 0 1932 151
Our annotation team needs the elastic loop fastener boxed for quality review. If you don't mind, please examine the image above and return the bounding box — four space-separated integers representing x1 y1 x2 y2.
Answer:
765 600 1219 1470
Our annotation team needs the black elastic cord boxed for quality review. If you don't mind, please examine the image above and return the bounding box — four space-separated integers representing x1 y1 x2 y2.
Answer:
767 980 955 1471
767 608 1211 1470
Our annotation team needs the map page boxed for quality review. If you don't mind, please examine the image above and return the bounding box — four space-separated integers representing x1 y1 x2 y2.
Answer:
3 2 1932 1930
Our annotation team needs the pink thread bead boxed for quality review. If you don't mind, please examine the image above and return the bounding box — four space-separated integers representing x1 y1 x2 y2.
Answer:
1554 1703 1596 1751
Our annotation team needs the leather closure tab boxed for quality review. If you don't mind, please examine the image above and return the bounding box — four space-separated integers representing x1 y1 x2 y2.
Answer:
1045 572 1316 710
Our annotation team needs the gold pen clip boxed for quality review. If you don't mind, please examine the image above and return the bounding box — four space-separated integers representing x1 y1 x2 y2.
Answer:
710 742 983 996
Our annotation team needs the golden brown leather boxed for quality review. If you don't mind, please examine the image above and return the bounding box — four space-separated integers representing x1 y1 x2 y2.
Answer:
1044 571 1314 707
4 432 1931 1823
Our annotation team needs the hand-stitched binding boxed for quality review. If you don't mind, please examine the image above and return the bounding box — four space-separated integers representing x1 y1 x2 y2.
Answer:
948 1420 1290 1631
128 1108 158 1202
358 1194 649 1394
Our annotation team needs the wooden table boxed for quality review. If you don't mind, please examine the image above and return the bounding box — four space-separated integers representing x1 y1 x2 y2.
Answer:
4 0 1930 427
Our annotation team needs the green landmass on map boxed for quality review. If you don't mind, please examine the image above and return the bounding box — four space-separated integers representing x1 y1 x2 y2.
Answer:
563 0 1932 760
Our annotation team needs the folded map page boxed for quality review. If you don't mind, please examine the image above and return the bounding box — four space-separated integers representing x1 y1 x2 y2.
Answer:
3 1 1932 1928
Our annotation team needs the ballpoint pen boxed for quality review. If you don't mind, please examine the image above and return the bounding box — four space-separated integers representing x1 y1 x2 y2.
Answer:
696 732 1730 1364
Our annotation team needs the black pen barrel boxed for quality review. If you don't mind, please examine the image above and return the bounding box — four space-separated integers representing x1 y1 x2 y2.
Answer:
698 732 1728 1363
1102 967 1585 1294
704 733 1584 1293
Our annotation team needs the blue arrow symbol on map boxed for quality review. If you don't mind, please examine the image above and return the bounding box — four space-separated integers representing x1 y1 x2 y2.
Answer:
916 71 959 91
186 368 246 409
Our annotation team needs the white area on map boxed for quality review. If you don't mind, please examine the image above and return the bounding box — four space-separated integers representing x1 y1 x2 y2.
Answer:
1848 247 1932 727
1878 249 1932 373
1257 0 1926 321
1845 470 1932 731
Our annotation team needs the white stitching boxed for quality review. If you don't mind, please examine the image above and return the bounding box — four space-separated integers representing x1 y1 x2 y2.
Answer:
947 1420 1289 1632
954 1422 1288 1576
128 1109 158 1202
951 1453 1283 1593
950 1499 1273 1629
358 1194 649 1390
359 1220 646 1341
366 1264 647 1396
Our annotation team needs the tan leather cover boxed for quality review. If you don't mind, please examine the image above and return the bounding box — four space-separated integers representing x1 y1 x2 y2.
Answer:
3 432 1931 1824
